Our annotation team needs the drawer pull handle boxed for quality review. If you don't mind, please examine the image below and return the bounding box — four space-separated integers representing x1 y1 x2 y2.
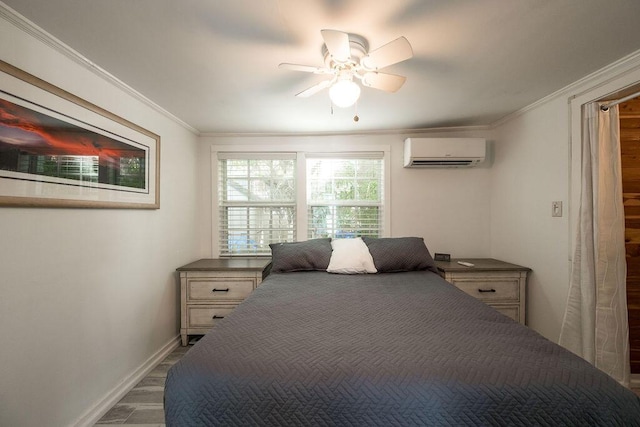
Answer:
212 315 225 319
478 289 496 293
211 288 230 292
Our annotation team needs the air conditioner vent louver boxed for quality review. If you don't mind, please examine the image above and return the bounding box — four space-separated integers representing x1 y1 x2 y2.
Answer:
403 138 486 168
411 160 474 166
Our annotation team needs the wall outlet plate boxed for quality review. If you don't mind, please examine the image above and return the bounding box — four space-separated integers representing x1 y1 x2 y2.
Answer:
434 253 451 261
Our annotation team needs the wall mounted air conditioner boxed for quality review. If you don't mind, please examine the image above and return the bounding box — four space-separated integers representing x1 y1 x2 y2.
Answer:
403 137 486 168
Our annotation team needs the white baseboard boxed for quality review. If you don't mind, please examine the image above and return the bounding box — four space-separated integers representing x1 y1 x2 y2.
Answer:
72 335 181 427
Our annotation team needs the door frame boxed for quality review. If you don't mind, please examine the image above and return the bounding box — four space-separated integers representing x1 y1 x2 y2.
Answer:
568 64 640 387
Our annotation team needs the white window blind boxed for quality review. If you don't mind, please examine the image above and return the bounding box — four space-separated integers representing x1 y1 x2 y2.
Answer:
306 153 384 239
218 153 296 255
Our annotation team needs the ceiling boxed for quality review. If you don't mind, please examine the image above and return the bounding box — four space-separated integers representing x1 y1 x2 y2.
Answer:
4 0 640 134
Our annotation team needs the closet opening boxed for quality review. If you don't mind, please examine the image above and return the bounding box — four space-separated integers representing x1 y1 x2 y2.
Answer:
620 93 640 380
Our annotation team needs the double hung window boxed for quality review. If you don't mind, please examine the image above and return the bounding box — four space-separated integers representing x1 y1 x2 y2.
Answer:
217 151 385 256
306 154 383 239
217 153 296 255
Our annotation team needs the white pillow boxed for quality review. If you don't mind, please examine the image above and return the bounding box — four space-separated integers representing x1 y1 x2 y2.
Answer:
327 237 377 274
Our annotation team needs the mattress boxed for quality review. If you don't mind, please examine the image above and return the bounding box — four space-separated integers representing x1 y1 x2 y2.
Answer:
164 270 640 426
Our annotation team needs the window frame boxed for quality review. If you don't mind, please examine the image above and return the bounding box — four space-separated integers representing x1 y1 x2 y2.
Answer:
217 153 297 256
306 153 385 240
211 144 391 257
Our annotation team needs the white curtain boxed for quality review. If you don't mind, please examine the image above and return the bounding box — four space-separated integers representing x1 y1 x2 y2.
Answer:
559 102 630 386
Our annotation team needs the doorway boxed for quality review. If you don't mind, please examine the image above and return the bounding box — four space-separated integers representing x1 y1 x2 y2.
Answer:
620 96 640 376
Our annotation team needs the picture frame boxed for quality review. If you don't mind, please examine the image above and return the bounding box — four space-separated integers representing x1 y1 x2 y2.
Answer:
0 60 160 209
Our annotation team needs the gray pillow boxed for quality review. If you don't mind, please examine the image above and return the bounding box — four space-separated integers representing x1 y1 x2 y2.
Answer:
269 238 333 273
362 237 438 273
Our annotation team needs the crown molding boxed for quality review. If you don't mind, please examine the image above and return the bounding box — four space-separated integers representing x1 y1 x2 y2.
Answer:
0 2 199 135
491 48 640 128
199 124 492 139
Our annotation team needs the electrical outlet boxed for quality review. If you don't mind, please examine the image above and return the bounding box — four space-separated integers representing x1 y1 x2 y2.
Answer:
552 201 563 217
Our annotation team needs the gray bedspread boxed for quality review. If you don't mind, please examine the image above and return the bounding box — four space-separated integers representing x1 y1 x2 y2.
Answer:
165 271 640 426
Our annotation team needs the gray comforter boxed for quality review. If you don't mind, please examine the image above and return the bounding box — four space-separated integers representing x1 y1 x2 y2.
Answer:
165 271 640 426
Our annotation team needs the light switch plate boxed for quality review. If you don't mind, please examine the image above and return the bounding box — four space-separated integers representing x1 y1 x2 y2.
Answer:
552 201 563 217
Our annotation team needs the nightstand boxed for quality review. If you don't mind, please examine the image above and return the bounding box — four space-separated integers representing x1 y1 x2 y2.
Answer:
176 258 271 346
434 258 530 325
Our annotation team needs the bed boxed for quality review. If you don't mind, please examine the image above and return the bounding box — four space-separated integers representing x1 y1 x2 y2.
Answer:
164 238 640 426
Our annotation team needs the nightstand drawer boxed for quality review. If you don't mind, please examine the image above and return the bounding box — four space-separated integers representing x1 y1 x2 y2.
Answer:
435 258 529 325
187 306 235 328
493 305 520 322
450 279 519 302
187 278 255 302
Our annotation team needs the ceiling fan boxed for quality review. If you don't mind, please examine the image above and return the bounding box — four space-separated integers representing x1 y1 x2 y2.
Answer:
279 30 413 110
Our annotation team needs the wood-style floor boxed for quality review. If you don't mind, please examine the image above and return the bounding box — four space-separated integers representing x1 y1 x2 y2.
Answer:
94 344 190 426
95 342 640 426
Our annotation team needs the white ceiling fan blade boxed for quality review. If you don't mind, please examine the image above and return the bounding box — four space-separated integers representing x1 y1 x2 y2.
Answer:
278 63 330 74
362 72 407 93
321 29 351 63
361 36 413 70
295 79 334 98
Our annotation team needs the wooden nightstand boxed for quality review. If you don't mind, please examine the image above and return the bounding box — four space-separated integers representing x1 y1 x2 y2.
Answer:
176 258 271 346
434 258 530 325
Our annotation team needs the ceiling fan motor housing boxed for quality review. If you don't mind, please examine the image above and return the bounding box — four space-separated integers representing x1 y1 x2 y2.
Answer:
322 33 368 69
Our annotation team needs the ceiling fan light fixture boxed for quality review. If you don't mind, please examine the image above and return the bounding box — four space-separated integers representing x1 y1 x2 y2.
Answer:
329 79 361 108
281 30 413 111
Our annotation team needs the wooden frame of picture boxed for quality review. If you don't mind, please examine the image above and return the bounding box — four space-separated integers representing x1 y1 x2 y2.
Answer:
0 60 160 208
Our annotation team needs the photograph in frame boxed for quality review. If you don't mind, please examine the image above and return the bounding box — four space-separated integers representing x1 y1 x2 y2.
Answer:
0 60 160 208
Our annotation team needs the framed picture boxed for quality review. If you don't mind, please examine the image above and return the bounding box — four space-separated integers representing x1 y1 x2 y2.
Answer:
0 60 160 208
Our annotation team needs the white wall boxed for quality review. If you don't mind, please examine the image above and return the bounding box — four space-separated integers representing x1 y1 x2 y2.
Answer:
0 16 200 427
490 97 570 341
199 130 494 259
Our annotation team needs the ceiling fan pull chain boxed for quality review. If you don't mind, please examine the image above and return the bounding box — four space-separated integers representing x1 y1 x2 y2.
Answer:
353 101 359 122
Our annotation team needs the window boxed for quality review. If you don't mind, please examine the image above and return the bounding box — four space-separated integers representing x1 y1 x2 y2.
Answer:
218 153 296 255
307 154 384 239
216 150 387 256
